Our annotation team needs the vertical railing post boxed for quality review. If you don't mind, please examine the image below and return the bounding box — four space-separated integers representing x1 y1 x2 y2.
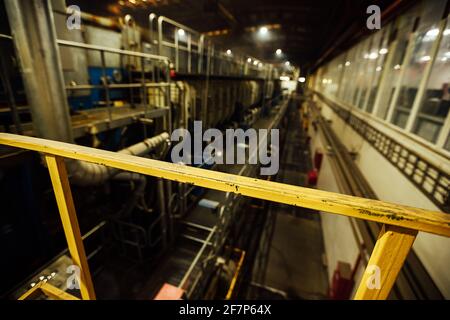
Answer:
45 155 96 300
354 224 417 300
100 50 112 122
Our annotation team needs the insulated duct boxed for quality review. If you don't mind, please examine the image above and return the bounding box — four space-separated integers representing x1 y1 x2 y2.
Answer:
66 132 169 186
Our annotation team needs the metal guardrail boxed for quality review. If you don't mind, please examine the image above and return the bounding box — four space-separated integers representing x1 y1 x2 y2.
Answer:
152 14 269 79
1 35 172 127
0 132 449 300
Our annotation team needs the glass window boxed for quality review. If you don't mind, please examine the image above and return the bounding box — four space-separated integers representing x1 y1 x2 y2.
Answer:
365 24 392 113
375 12 418 119
351 39 371 107
390 0 447 128
338 49 356 102
412 15 450 143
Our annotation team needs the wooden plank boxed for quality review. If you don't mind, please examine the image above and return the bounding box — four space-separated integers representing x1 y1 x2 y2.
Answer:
354 224 417 300
18 282 80 300
45 155 96 300
18 282 43 300
0 133 448 237
41 283 80 300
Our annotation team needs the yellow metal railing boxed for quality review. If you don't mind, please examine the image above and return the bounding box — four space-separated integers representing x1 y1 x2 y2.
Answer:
1 132 449 300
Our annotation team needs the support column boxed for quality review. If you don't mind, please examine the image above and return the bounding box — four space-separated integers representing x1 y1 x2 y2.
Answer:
4 0 73 142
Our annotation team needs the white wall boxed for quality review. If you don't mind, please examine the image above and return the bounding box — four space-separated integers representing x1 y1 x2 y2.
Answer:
309 124 365 289
312 98 450 298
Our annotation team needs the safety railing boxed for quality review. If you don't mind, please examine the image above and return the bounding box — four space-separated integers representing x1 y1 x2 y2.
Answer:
1 34 172 129
0 132 449 300
57 39 171 123
150 14 270 79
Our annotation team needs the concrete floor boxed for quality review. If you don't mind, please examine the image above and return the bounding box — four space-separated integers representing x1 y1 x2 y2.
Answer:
252 102 329 299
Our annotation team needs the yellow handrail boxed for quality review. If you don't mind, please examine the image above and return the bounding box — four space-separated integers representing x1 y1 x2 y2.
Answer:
1 133 448 236
1 132 448 300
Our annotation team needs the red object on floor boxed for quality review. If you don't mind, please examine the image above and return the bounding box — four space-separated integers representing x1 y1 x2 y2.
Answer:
154 283 184 300
329 261 354 300
314 149 323 170
307 168 318 186
170 69 176 78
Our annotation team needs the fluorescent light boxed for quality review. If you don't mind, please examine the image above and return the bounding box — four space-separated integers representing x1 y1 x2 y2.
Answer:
259 26 268 35
376 66 382 72
345 61 351 66
253 60 258 65
247 58 252 63
424 28 440 42
420 55 431 62
177 29 185 37
444 29 450 36
285 61 290 66
298 77 306 83
379 48 388 55
226 49 232 55
425 28 440 37
276 49 282 55
258 62 263 68
368 52 379 60
280 76 290 81
394 64 401 70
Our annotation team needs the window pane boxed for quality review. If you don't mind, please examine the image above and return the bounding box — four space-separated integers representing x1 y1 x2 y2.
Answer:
445 134 450 151
352 39 371 107
375 12 417 119
390 0 447 128
340 47 358 103
412 16 450 143
365 25 392 113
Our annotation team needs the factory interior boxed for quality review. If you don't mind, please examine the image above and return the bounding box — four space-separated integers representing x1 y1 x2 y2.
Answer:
0 0 449 302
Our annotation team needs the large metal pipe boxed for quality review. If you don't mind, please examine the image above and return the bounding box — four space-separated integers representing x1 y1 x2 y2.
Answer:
66 132 169 186
4 0 73 142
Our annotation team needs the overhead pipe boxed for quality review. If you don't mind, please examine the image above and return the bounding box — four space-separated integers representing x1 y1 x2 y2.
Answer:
66 132 169 186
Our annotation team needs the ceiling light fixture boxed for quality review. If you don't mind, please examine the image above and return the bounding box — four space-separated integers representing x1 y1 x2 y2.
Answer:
368 52 379 60
259 26 268 35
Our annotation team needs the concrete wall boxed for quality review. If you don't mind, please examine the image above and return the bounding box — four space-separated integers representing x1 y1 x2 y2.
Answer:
309 122 365 294
310 97 450 298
